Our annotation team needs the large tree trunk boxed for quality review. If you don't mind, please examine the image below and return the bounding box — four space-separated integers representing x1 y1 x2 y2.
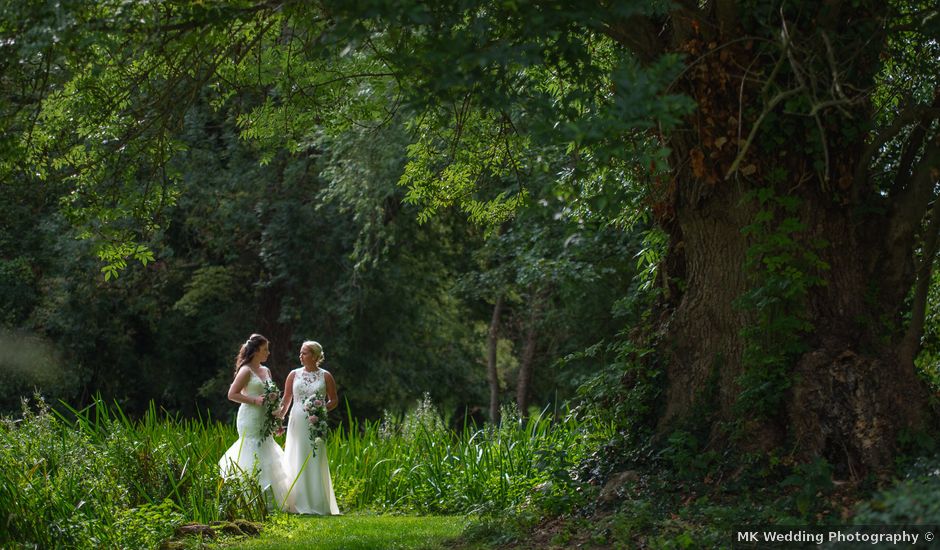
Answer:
649 10 935 476
660 179 930 475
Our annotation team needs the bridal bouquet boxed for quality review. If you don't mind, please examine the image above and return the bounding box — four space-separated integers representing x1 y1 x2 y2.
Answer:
259 379 281 439
303 393 329 457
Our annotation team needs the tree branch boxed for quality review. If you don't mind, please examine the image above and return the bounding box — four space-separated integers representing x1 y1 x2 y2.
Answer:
900 195 940 367
893 92 940 192
887 136 940 263
856 96 940 191
600 15 664 63
779 12 835 185
724 86 803 179
888 8 940 34
893 121 930 190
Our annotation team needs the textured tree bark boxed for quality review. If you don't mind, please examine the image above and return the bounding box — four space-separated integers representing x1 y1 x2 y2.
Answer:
661 180 931 474
651 19 935 475
658 183 753 429
487 295 503 424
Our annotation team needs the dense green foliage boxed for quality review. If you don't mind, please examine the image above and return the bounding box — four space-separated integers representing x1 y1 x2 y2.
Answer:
331 395 613 514
0 396 263 549
5 391 940 549
0 92 636 421
854 456 940 525
734 184 829 420
0 394 607 548
3 0 937 436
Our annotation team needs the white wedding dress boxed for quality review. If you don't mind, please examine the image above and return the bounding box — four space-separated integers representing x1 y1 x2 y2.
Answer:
218 370 291 510
283 367 340 515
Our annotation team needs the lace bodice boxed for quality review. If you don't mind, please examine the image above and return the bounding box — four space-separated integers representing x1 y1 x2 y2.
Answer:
291 367 327 405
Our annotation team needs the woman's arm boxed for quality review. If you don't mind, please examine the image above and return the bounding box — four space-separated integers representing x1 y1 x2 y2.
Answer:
227 367 263 406
324 371 339 412
278 371 295 418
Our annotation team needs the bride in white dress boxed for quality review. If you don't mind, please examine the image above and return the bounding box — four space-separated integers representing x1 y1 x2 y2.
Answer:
218 334 291 510
278 340 340 515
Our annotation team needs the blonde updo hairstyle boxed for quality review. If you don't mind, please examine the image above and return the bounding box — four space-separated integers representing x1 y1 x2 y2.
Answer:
302 340 325 367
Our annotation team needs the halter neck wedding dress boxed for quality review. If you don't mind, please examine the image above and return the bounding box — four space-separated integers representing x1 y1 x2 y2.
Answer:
282 367 340 515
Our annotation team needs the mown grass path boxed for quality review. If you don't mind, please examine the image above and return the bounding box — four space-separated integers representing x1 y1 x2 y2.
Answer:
223 514 470 550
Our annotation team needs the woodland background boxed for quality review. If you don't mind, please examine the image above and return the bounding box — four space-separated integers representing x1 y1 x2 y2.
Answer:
2 0 940 547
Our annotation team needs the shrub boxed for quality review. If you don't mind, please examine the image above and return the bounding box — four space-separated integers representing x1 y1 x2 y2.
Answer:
0 395 265 549
853 456 940 524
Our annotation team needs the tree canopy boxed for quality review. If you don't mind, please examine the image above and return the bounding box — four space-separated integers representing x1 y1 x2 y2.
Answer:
3 0 940 473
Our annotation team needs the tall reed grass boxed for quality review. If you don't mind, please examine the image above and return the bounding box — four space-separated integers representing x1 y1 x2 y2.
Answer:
0 395 261 549
0 393 612 548
328 395 614 514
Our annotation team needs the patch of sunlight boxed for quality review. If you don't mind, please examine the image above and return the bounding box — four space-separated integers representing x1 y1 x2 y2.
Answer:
223 514 469 550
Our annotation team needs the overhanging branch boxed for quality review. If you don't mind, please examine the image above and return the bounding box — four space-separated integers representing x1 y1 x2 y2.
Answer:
600 15 664 63
856 97 940 190
901 194 940 366
887 136 940 261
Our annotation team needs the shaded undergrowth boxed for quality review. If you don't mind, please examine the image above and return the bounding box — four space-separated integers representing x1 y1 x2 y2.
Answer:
461 432 940 549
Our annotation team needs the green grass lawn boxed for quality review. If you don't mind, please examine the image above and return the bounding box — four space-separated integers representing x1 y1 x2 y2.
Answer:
222 514 470 550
